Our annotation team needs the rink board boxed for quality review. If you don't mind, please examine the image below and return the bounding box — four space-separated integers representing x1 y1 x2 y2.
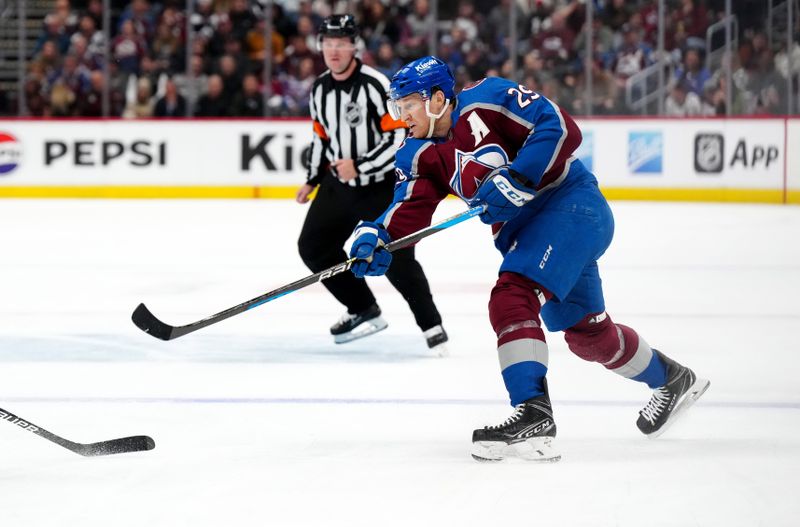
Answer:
0 117 797 203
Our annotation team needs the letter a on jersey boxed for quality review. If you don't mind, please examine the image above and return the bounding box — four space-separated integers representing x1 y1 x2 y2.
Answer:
467 112 490 147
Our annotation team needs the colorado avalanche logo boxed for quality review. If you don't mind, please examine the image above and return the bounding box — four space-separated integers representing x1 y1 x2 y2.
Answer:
450 143 509 200
0 132 22 175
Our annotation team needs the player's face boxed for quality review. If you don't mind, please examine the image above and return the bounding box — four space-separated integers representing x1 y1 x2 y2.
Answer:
391 94 428 138
320 37 356 74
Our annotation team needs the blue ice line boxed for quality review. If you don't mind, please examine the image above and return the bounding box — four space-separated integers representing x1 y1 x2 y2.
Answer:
1 396 799 410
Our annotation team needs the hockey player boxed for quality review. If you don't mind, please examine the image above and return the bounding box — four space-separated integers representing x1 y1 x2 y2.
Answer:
347 56 710 462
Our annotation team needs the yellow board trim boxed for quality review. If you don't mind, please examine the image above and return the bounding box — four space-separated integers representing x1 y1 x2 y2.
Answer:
0 185 797 204
600 187 788 204
0 186 299 199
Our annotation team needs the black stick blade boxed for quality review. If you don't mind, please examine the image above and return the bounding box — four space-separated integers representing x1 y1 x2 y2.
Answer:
132 303 175 340
79 435 156 457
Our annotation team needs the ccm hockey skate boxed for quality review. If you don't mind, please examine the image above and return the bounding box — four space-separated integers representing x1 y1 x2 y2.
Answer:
331 303 388 344
472 381 560 462
637 350 710 438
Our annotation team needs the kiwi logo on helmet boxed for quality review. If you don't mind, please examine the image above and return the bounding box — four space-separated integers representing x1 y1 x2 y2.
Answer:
388 56 455 102
414 58 440 73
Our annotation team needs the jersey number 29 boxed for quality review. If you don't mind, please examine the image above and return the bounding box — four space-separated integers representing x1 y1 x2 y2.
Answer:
507 85 540 108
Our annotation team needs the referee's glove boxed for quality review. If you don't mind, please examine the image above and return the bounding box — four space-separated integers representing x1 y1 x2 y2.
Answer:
350 222 392 278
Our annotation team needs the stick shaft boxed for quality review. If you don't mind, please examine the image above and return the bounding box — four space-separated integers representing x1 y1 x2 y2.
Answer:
132 205 484 340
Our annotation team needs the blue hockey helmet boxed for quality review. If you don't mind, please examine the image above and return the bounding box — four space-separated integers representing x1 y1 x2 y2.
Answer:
388 56 455 104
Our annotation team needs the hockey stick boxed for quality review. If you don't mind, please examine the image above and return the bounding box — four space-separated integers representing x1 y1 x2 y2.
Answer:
0 406 155 457
132 205 485 341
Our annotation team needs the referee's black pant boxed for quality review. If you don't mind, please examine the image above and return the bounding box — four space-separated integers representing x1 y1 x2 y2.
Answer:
298 175 442 332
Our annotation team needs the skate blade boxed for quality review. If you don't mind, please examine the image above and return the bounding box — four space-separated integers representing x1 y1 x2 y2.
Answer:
430 342 449 358
471 437 561 463
333 317 388 344
648 377 711 439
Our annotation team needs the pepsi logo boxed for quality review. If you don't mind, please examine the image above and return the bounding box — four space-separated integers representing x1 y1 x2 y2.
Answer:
0 132 22 175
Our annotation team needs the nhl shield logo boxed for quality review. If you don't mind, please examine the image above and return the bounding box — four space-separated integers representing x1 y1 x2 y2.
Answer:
694 133 724 174
344 101 363 127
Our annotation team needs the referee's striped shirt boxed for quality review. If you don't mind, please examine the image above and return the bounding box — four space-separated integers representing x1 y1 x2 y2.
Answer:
307 60 407 187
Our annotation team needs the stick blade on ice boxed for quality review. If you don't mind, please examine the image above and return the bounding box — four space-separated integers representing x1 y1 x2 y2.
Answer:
80 435 156 457
131 303 176 340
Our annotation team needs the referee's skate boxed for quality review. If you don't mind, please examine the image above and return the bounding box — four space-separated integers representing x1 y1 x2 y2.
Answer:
330 303 388 344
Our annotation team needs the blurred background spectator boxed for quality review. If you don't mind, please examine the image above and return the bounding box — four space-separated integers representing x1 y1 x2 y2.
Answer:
664 79 705 116
154 77 187 117
193 74 228 116
3 0 793 118
123 76 155 118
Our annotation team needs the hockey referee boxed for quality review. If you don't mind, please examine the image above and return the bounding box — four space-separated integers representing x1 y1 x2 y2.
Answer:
295 14 448 354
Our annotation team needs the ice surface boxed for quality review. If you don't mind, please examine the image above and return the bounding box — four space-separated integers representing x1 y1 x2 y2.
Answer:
0 198 798 526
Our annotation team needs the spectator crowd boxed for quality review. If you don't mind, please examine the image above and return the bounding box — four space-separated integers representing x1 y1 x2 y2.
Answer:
18 0 798 118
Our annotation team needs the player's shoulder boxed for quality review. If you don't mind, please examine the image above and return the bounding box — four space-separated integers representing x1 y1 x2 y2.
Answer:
456 77 517 109
462 76 517 93
397 137 434 162
395 138 435 175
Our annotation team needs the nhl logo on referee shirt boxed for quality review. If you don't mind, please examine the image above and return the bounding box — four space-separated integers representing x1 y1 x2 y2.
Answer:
694 133 724 174
344 101 363 127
